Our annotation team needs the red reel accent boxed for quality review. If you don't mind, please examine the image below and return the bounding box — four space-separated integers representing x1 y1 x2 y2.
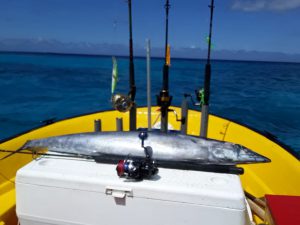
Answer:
116 160 125 177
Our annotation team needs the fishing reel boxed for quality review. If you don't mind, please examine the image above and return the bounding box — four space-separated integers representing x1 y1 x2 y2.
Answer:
184 88 205 107
111 94 134 112
116 131 158 180
116 154 158 180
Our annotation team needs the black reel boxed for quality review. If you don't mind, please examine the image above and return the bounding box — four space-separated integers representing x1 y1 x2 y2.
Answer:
116 131 159 180
116 155 158 180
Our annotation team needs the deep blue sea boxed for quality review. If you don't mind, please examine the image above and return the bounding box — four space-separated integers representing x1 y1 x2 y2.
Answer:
0 52 299 156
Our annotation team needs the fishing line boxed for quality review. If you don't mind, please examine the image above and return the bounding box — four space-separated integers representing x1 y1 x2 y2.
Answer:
152 112 161 128
0 172 15 184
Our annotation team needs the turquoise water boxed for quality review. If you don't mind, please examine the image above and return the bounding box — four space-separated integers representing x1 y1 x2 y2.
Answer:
0 52 299 156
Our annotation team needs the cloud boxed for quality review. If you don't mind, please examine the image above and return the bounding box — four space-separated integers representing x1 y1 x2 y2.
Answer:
232 0 300 11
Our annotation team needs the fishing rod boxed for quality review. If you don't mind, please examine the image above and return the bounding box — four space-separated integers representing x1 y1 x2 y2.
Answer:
111 0 136 130
200 0 215 138
0 149 244 175
0 149 94 160
128 0 136 131
157 0 172 133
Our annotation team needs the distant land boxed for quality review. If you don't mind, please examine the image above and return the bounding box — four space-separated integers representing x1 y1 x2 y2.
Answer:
0 38 300 63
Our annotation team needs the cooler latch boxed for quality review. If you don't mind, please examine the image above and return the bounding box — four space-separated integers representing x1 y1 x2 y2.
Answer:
105 186 133 199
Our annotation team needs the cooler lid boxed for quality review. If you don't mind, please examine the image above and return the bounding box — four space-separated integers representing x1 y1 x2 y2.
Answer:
16 157 245 210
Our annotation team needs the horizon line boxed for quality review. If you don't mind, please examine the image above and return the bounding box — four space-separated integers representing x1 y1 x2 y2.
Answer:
1 50 299 65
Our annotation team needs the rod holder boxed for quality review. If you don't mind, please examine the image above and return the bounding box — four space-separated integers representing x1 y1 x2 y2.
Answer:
180 99 189 134
94 119 102 132
116 118 123 131
146 39 152 131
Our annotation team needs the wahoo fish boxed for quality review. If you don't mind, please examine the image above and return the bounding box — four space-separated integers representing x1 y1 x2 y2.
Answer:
21 131 270 165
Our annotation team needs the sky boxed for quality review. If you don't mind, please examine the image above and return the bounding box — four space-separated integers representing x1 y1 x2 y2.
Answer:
0 0 300 61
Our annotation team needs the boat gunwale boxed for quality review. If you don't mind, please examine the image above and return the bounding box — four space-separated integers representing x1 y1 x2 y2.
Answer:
0 105 299 160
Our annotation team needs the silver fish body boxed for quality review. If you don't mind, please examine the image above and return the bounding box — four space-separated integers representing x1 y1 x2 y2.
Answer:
21 131 270 165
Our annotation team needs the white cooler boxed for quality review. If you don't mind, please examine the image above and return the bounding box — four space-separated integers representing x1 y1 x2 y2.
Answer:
16 157 251 225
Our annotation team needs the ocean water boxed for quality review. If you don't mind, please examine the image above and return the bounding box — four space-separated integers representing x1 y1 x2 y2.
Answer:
0 52 299 156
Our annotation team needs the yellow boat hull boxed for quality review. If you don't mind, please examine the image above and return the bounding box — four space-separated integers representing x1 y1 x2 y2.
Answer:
1 106 299 225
